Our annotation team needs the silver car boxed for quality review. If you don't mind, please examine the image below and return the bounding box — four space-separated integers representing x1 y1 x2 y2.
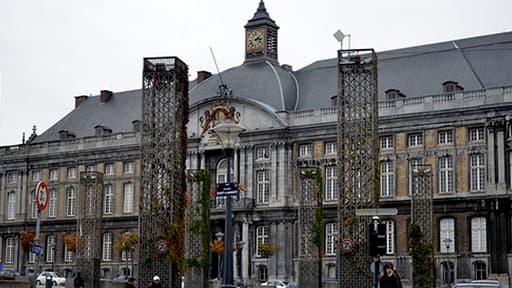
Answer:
35 271 67 286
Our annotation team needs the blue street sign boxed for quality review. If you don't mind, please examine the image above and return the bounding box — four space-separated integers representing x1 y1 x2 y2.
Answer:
30 243 43 256
216 182 239 197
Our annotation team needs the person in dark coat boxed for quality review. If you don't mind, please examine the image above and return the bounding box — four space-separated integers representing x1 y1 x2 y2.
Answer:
380 262 402 288
74 272 84 288
125 277 136 288
150 275 163 288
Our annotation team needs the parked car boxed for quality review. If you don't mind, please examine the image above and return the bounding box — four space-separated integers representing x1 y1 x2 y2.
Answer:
261 279 288 287
287 281 298 288
454 282 500 288
0 270 16 280
471 280 502 287
35 271 66 286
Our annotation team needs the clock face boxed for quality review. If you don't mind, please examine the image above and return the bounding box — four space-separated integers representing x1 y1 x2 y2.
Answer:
247 29 264 50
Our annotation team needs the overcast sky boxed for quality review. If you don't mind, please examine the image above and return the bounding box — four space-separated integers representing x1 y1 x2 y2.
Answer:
1 0 511 146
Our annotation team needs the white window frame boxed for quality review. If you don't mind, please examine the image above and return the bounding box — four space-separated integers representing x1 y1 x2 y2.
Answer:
123 182 134 213
325 166 338 201
66 186 76 217
325 142 338 155
256 147 270 160
439 156 454 193
299 144 312 158
6 237 16 263
49 169 59 181
46 235 56 263
122 250 132 261
48 189 57 218
438 130 454 145
471 217 487 253
408 133 423 147
8 191 16 220
256 226 269 257
86 165 96 172
7 171 17 184
105 163 115 175
470 154 486 192
469 127 485 142
102 233 112 261
32 170 41 182
380 161 394 197
325 223 338 256
440 218 455 253
29 250 36 263
123 161 134 174
380 135 394 150
104 184 114 215
384 220 395 254
31 190 38 219
256 170 270 204
64 245 74 263
67 167 77 179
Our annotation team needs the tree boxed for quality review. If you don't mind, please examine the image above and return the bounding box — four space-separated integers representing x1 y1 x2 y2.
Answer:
19 231 35 274
259 242 278 278
63 233 77 253
114 232 138 276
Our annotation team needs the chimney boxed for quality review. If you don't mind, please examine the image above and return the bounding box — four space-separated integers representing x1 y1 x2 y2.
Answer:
100 90 113 103
59 130 76 140
74 95 89 108
132 120 141 132
197 71 212 84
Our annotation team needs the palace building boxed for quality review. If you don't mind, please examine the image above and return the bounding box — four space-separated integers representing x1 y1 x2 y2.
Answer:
1 1 512 286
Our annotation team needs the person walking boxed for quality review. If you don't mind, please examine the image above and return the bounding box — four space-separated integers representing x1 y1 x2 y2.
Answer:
150 275 163 288
125 277 137 288
379 262 402 288
73 272 84 288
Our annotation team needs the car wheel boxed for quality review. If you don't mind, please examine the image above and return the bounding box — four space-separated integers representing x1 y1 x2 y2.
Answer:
53 281 57 286
36 280 41 285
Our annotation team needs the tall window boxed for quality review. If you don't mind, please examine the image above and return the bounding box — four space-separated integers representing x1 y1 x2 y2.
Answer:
8 191 16 220
104 184 114 215
31 190 38 219
299 144 312 158
102 233 112 261
66 187 76 216
408 133 423 147
256 226 269 257
325 223 338 256
122 250 132 261
439 156 454 193
104 163 115 175
440 218 455 253
123 161 134 173
325 142 338 155
469 127 485 142
384 220 395 254
256 147 269 160
438 130 454 145
325 166 338 201
408 158 424 195
380 135 394 150
380 161 394 197
6 237 16 263
471 217 487 253
32 170 41 182
64 245 74 263
256 170 270 204
49 169 59 181
67 167 77 179
46 235 56 263
7 171 17 184
123 183 134 213
48 189 57 218
470 154 485 192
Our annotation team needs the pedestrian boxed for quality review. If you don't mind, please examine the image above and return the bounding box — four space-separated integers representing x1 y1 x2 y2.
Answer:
379 262 402 288
74 272 84 288
150 275 163 288
125 277 137 288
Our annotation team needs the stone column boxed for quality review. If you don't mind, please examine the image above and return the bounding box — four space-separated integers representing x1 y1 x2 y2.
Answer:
242 219 249 281
270 143 278 201
487 124 496 192
239 146 247 195
496 125 507 191
246 146 254 199
277 142 287 205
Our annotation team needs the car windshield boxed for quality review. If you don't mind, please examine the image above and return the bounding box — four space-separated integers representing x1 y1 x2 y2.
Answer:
53 272 64 277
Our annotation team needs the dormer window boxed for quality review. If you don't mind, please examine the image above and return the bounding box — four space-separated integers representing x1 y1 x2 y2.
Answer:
331 95 338 106
442 81 463 93
384 89 406 100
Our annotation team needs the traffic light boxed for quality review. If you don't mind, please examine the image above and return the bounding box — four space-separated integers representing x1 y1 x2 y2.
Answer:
369 223 386 257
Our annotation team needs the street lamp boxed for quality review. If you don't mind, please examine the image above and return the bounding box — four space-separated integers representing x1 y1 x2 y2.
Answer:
443 238 453 288
211 120 245 288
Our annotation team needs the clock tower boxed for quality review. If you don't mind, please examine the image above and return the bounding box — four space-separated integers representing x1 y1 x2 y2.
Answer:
244 0 279 63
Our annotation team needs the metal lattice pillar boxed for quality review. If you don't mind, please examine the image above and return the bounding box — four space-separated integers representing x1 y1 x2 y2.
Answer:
298 167 322 288
411 165 433 244
139 57 189 288
337 49 378 288
185 170 211 288
76 171 104 288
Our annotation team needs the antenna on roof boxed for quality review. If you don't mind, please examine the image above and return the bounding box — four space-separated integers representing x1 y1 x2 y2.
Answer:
209 47 232 97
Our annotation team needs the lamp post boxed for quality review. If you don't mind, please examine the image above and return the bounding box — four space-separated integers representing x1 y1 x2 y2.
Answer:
211 120 245 288
216 232 224 280
443 238 452 288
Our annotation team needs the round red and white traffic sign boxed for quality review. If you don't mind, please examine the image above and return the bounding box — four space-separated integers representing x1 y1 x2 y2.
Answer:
36 181 49 211
341 239 354 253
156 240 169 255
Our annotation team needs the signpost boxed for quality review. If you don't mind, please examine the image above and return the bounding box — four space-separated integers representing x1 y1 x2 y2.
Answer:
215 182 239 197
34 181 48 287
